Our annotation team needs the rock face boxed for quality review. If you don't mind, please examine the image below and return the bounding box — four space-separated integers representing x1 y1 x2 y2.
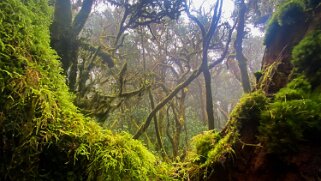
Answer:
207 3 321 181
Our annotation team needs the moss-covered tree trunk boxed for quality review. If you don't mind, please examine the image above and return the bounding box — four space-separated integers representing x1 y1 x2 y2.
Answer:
204 1 321 181
50 0 94 91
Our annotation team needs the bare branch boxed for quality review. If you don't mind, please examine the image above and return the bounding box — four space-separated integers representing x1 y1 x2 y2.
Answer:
72 0 94 36
132 24 235 139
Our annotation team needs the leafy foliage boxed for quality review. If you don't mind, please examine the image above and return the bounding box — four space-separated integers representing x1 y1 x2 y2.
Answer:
0 0 162 180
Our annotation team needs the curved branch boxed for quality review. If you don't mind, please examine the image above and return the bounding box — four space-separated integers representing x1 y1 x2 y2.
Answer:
72 0 94 36
206 0 223 43
133 24 235 139
184 6 206 37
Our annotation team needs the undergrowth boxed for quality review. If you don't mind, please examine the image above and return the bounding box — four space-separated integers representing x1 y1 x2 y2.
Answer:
0 0 165 180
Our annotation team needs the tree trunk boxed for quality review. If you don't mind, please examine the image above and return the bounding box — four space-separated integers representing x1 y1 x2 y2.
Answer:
148 89 167 158
50 0 94 91
202 55 215 130
234 0 251 93
50 0 73 73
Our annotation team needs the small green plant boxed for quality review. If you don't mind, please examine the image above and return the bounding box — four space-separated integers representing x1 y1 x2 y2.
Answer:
254 71 263 83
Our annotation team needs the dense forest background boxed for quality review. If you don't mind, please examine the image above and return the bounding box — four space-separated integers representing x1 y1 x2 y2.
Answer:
0 0 321 180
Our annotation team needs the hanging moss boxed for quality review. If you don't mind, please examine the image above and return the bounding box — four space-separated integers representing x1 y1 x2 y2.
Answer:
0 0 164 180
258 61 281 92
292 30 321 87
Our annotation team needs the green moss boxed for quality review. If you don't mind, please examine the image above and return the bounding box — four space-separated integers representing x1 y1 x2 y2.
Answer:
264 19 281 46
264 0 306 45
277 0 306 26
259 77 321 154
292 30 321 87
179 91 268 179
0 1 160 180
274 76 311 100
229 91 269 125
254 70 263 82
258 61 281 91
178 129 236 180
190 130 222 164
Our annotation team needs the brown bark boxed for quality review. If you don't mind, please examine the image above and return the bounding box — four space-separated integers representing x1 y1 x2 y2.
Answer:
196 78 208 125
